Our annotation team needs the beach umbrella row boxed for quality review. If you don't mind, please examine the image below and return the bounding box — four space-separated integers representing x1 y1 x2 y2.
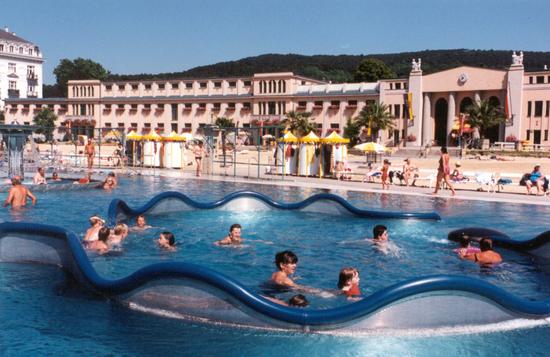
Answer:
126 130 193 142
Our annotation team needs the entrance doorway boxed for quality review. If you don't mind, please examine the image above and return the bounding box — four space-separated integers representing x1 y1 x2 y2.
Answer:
434 98 448 146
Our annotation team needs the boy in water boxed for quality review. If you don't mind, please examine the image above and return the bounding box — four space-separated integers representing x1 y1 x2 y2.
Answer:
3 176 37 209
157 231 176 251
372 225 388 242
215 223 243 245
270 250 298 287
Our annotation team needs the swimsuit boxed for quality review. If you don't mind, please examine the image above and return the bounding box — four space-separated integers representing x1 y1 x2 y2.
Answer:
344 283 361 297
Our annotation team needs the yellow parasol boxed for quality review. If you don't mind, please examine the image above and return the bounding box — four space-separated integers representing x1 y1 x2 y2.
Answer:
277 131 299 143
143 130 162 141
321 131 350 144
163 131 186 142
354 142 387 153
299 131 320 143
126 130 142 141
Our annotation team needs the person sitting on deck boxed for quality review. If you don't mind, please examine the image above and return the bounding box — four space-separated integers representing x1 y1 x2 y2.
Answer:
450 162 468 182
525 164 545 195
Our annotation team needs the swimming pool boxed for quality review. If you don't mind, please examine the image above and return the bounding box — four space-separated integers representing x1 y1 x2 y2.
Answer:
1 176 549 355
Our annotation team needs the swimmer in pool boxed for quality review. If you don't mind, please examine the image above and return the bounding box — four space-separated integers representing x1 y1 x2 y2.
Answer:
83 215 105 242
270 250 298 287
263 293 310 307
157 231 176 251
86 226 110 254
462 238 502 265
454 234 480 257
108 223 129 247
338 267 361 299
133 215 152 230
371 224 388 243
215 223 243 246
3 177 37 209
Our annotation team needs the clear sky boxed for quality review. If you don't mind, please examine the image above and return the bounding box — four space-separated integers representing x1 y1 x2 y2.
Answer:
5 0 550 84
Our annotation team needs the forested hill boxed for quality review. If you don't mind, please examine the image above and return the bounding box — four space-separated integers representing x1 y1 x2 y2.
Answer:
108 49 550 83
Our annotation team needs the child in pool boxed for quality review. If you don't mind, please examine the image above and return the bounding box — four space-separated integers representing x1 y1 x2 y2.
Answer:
157 231 176 251
454 234 481 257
338 267 361 299
270 250 298 287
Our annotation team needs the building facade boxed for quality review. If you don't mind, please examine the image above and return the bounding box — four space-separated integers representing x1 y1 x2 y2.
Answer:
5 53 550 146
0 27 43 110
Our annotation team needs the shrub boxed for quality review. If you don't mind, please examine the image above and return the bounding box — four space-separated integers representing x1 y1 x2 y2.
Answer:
406 134 417 142
505 135 517 142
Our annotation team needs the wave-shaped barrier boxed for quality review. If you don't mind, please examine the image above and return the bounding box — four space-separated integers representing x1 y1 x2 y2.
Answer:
107 190 441 225
448 227 550 259
1 222 549 333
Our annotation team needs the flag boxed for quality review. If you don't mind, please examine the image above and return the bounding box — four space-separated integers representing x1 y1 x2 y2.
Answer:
407 92 413 121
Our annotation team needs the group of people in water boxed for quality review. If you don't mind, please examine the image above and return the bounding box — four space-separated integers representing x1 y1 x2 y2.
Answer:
82 214 177 254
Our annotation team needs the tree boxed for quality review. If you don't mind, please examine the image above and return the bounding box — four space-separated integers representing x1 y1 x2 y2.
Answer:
53 58 110 96
215 117 235 128
281 111 316 137
353 58 395 82
465 99 505 138
352 102 395 142
343 117 361 147
33 108 58 142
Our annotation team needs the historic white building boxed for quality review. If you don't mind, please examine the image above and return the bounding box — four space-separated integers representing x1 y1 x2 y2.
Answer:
0 27 43 110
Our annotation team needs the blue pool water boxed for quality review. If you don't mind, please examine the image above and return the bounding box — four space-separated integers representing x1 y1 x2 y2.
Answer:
1 176 549 355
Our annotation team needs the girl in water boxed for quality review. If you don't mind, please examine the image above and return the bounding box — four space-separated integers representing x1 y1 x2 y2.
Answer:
338 267 361 299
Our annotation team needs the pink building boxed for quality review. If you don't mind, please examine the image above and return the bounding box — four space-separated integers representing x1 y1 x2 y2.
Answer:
5 52 550 146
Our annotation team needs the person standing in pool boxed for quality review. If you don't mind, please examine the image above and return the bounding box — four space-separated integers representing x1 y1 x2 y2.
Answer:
84 215 105 242
3 177 37 209
33 167 47 185
215 223 243 245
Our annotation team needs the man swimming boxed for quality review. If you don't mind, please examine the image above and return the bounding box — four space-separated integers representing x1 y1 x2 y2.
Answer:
215 223 243 245
3 177 37 209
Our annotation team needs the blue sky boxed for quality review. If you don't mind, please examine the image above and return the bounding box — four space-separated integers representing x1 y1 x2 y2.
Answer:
5 0 549 84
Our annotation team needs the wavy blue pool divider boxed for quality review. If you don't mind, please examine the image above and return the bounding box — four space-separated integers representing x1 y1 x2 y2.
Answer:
1 222 549 330
107 190 441 225
448 227 550 258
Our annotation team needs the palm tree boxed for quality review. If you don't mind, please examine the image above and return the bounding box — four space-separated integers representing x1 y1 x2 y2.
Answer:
465 100 505 139
353 102 394 142
281 111 316 137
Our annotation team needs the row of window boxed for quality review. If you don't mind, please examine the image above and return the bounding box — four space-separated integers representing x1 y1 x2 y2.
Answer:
258 101 287 115
101 103 251 110
0 44 37 56
388 82 407 90
296 100 375 108
104 80 252 92
526 101 550 117
258 80 286 94
527 76 550 85
525 130 549 143
72 86 95 97
7 63 36 76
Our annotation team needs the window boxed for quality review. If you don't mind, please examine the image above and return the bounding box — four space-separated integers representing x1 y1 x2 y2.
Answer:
529 77 533 84
185 82 193 89
330 100 340 106
19 47 23 54
298 101 307 107
157 104 164 110
314 101 323 107
118 84 125 91
131 84 138 90
105 85 112 91
0 44 3 51
104 104 112 109
228 81 236 87
198 103 206 109
171 104 178 121
118 123 125 127
389 83 393 90
526 130 531 140
546 101 550 117
527 101 532 117
144 84 151 90
243 81 251 86
131 104 138 110
171 82 179 89
395 83 402 90
199 82 207 88
184 103 192 109
214 82 221 88
536 76 544 84
228 102 236 109
366 100 375 107
28 48 33 55
535 101 543 117
130 123 138 128
158 84 165 90
348 100 357 106
330 123 339 129
144 123 151 128
185 123 192 128
545 130 549 141
9 45 13 52
144 104 151 109
9 81 17 89
8 63 16 73
242 102 251 109
394 104 401 118
105 123 112 127
213 103 221 109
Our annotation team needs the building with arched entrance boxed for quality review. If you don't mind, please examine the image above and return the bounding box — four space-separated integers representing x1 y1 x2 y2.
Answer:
5 52 550 147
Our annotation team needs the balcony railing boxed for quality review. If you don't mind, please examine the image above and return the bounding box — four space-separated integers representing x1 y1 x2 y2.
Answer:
27 91 38 97
328 105 340 110
27 73 38 80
